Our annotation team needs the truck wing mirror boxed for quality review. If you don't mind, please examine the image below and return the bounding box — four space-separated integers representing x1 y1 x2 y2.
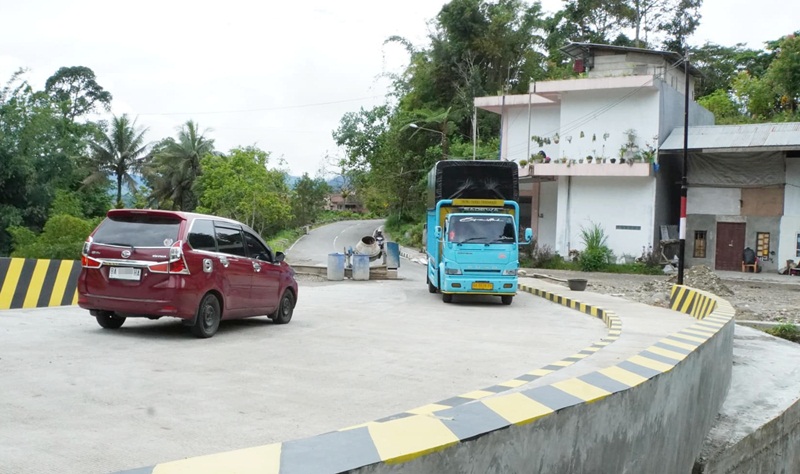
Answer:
524 228 533 243
435 226 442 239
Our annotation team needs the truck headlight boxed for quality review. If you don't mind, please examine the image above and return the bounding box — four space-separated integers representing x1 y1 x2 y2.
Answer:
502 269 518 276
445 267 462 275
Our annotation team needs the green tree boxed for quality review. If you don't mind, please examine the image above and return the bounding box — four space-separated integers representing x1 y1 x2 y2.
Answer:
766 34 800 114
554 0 630 45
336 0 549 219
697 89 743 124
44 66 112 122
147 120 215 211
195 146 292 236
658 0 702 52
84 114 149 208
733 71 777 120
0 69 102 253
291 173 331 227
691 42 773 98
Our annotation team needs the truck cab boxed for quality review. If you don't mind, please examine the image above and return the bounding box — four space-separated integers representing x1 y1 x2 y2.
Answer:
425 160 532 305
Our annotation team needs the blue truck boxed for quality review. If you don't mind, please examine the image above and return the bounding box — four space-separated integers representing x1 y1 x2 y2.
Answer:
425 160 532 305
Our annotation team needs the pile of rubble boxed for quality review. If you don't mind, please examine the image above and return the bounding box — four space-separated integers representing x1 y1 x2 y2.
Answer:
666 265 734 296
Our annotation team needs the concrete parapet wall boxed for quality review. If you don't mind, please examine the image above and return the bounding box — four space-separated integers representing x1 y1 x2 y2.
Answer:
0 257 80 310
349 285 734 473
123 284 734 474
695 323 800 474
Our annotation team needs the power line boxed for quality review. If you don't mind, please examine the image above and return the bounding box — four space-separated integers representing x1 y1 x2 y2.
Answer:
137 95 385 116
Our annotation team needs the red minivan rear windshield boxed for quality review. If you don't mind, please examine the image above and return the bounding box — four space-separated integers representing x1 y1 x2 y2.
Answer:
92 215 181 248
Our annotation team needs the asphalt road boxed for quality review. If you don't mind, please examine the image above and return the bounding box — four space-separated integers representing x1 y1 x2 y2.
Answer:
0 220 609 473
285 219 386 266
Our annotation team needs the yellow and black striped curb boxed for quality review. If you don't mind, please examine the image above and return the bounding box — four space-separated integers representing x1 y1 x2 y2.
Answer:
670 284 717 319
364 282 623 423
0 258 80 310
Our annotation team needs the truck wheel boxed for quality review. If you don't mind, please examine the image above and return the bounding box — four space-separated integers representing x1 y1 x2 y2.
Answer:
501 295 513 305
96 312 126 329
427 275 437 293
191 293 221 338
442 293 453 303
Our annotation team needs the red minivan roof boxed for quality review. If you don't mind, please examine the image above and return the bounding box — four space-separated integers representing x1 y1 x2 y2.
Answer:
106 209 244 228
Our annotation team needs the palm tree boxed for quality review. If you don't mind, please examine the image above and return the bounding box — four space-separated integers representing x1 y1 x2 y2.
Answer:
84 114 149 208
148 120 215 211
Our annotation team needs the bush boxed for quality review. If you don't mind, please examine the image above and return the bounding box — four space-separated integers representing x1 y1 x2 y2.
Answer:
9 214 100 260
384 213 423 249
766 323 800 343
266 228 305 253
578 222 613 272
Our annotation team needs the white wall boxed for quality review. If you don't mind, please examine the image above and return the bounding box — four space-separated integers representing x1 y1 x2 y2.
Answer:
779 217 800 267
688 188 742 215
784 159 800 216
501 104 560 163
555 177 656 259
779 159 800 267
558 89 660 164
537 180 558 250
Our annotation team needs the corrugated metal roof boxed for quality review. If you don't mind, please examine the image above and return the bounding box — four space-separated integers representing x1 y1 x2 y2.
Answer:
660 123 800 152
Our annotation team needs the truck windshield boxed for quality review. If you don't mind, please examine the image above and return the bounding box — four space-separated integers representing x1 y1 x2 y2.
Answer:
449 216 515 244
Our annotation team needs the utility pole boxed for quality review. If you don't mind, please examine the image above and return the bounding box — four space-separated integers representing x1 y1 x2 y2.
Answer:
678 48 690 285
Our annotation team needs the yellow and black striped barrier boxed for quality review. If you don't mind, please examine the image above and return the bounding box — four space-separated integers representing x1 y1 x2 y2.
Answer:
0 258 80 310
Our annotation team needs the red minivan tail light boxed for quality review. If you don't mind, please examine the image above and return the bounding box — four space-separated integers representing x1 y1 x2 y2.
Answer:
148 241 190 275
81 239 102 268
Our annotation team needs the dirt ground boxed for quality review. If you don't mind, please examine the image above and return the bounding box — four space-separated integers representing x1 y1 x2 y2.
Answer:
521 265 800 324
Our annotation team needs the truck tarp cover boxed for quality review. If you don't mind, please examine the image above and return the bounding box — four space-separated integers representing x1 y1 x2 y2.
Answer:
427 160 519 208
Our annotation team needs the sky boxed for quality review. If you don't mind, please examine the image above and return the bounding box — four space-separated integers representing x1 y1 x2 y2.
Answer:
1 0 797 178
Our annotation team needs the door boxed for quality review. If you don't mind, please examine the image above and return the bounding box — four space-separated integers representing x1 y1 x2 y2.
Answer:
213 224 251 311
243 231 280 313
715 222 745 271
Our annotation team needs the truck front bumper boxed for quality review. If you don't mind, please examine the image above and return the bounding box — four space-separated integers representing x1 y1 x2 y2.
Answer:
441 275 518 295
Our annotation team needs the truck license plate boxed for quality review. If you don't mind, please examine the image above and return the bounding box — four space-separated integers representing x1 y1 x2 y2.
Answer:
472 282 493 290
109 267 141 281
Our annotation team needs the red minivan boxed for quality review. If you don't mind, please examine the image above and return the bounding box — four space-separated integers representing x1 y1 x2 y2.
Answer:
77 209 298 338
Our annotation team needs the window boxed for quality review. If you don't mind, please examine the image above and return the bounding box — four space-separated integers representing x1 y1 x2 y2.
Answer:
188 219 217 251
93 214 180 248
214 225 246 257
796 233 800 258
693 231 707 258
243 231 271 261
756 232 770 259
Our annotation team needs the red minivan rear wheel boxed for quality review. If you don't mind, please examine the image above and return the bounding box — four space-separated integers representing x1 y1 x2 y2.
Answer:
191 294 221 338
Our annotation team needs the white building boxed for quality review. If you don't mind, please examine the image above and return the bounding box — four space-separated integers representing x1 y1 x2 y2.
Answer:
659 123 800 273
475 42 713 263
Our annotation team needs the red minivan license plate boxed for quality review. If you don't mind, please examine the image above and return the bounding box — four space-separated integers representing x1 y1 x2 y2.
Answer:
109 267 141 281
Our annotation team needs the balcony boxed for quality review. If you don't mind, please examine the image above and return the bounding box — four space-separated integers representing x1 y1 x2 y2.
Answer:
519 162 654 178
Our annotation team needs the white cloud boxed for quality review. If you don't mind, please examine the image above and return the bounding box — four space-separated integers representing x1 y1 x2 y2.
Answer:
1 0 796 176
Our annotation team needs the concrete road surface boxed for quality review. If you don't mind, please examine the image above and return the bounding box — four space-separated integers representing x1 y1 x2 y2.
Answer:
0 221 611 473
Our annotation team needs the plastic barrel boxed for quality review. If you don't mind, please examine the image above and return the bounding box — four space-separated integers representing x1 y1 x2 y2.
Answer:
385 242 400 269
351 254 370 280
327 253 345 281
